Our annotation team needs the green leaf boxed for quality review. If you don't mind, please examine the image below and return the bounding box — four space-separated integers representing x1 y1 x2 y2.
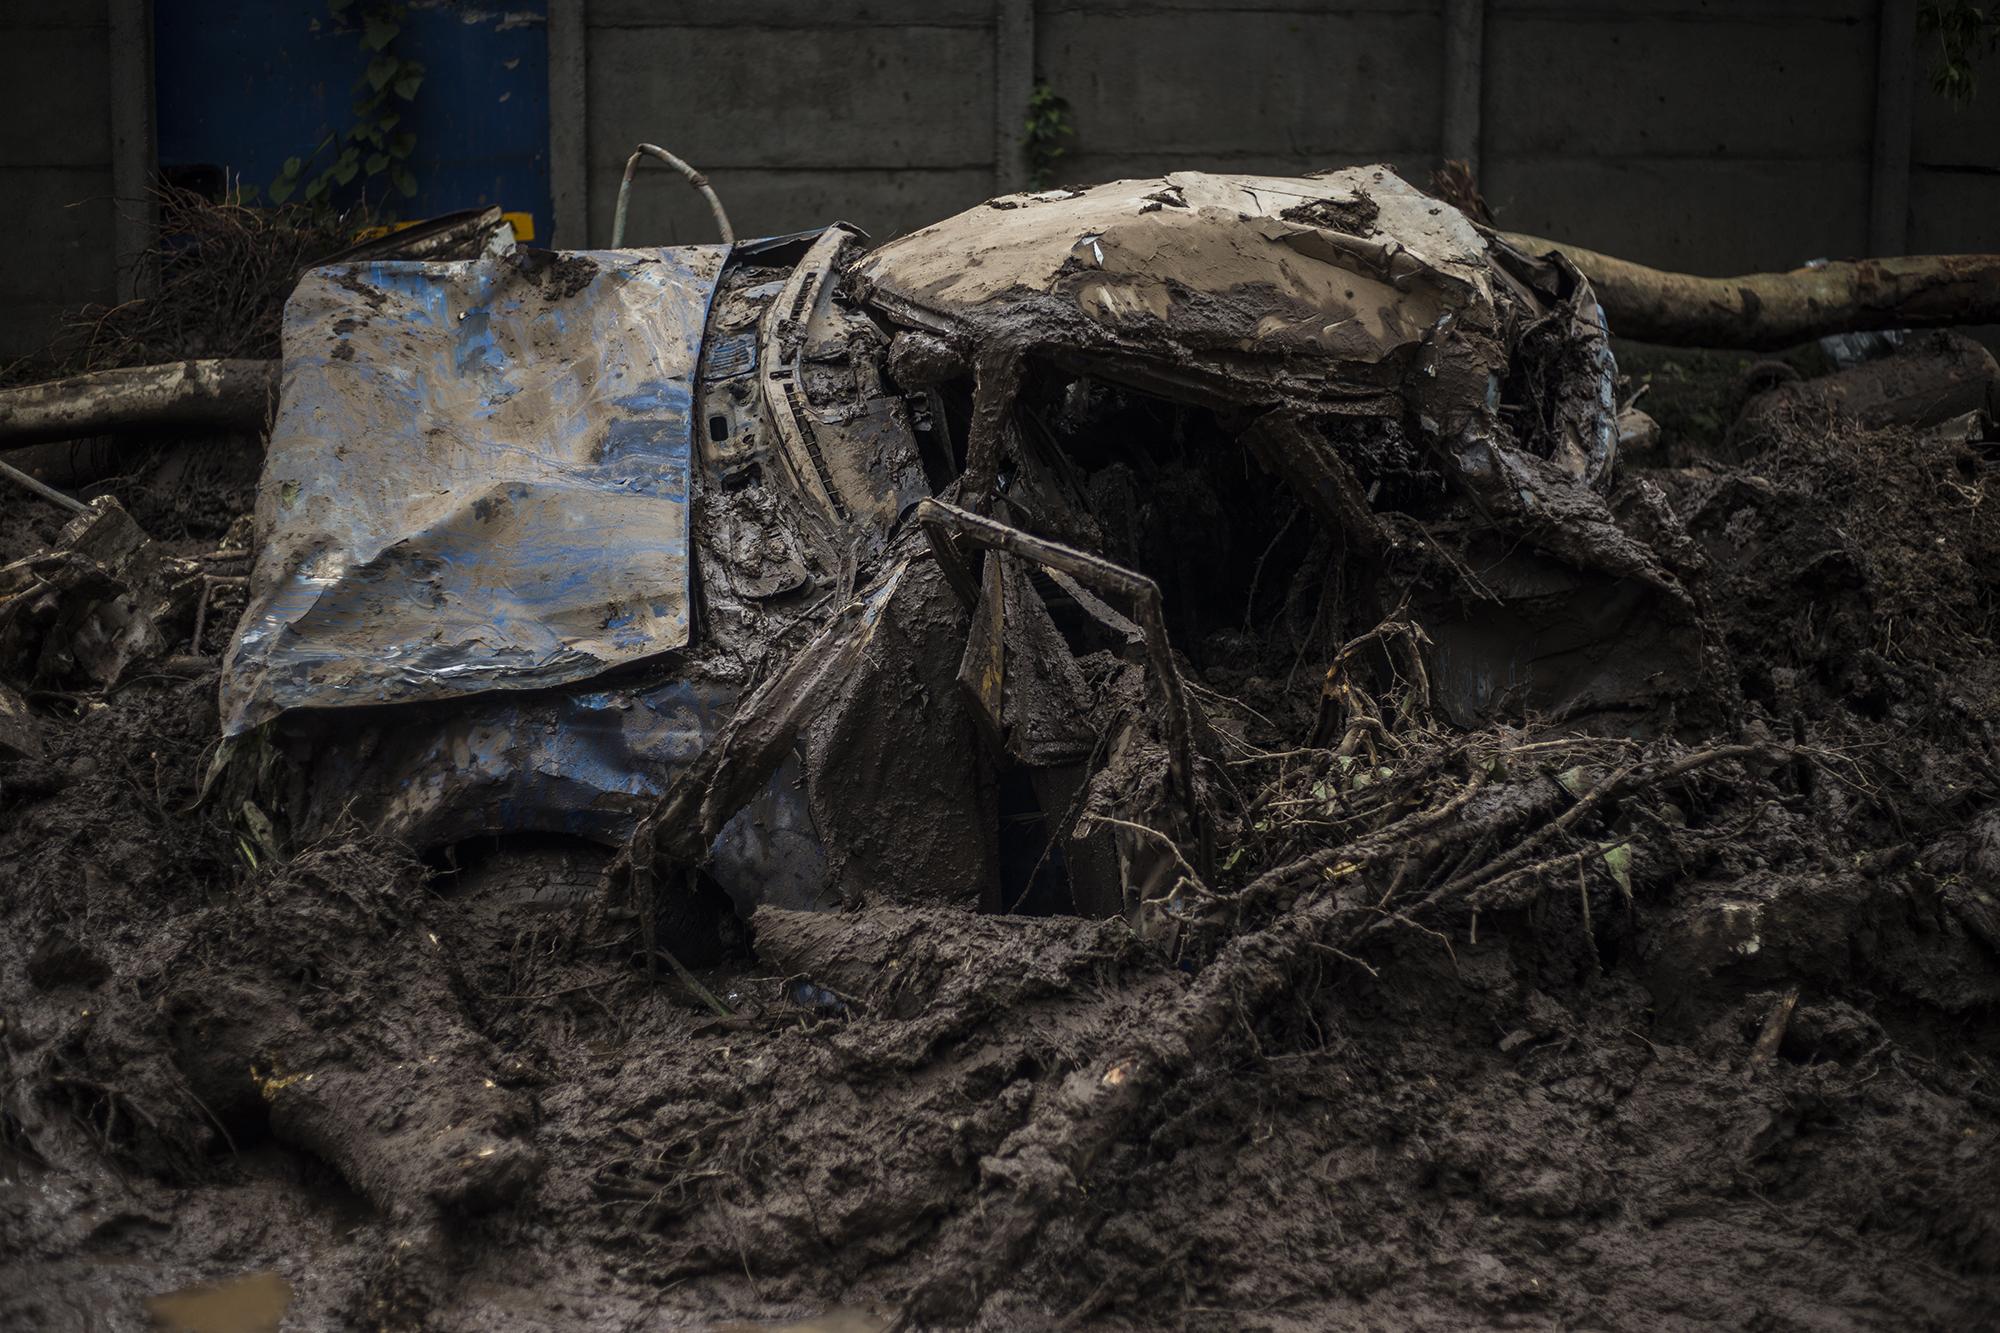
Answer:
366 53 398 92
1554 765 1587 797
392 66 424 100
365 152 389 174
377 111 400 132
331 157 359 186
361 14 400 51
240 800 280 863
269 174 296 204
304 176 329 201
1601 842 1634 898
388 130 416 159
281 155 303 177
391 164 417 198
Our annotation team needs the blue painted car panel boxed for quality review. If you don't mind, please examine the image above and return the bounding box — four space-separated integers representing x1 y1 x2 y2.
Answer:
221 240 729 735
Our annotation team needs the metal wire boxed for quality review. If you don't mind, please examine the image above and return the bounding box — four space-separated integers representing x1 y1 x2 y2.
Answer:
610 143 734 247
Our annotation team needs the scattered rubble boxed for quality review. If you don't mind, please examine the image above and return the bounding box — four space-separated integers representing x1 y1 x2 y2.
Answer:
2 168 1999 1332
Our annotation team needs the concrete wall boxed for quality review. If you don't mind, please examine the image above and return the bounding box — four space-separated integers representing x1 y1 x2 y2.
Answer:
4 0 1997 360
580 0 1003 248
578 0 1999 277
1911 45 2000 256
1 2 120 360
1484 0 1879 272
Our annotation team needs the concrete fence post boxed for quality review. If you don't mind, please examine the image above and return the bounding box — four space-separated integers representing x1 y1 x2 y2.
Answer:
108 0 156 301
996 0 1035 193
549 0 590 247
1871 0 1914 256
1442 0 1484 175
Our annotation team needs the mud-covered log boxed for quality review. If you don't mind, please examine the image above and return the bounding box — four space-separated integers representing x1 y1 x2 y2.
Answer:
1499 232 2000 351
1733 331 2000 445
0 359 277 448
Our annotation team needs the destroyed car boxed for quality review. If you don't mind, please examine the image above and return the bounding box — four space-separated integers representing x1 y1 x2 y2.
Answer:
215 164 1685 930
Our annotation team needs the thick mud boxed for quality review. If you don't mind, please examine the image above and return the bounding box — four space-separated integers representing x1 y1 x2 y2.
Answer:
5 349 2000 1332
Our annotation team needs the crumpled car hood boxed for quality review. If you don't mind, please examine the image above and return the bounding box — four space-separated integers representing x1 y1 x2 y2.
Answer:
854 167 1498 411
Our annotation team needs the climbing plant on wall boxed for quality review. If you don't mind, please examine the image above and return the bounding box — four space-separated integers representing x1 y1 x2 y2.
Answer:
269 0 424 209
1023 82 1076 190
1920 0 2000 103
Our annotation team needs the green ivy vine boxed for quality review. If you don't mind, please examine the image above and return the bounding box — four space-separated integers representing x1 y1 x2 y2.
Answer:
1023 82 1076 190
270 0 424 208
1920 1 1999 104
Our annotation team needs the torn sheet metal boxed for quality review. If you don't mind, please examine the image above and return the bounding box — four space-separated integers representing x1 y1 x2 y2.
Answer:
221 240 729 735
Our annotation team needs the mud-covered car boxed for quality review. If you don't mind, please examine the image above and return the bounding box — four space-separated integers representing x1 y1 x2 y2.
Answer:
219 165 1682 927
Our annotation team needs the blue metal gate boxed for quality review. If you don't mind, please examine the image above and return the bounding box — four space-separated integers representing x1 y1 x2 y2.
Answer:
155 1 554 243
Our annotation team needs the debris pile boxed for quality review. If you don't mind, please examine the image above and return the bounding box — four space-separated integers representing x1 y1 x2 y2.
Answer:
3 169 1999 1331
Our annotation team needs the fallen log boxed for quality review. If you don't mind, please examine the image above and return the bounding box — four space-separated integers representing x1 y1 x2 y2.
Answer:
1732 330 1999 447
0 359 277 449
1499 232 2000 351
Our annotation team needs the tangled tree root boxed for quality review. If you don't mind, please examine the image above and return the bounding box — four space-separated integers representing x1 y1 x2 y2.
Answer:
895 730 1782 1326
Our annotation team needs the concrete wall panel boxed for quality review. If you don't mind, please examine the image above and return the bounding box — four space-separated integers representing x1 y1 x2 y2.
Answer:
1909 169 2000 256
1912 80 2000 171
591 165 997 248
2 2 115 359
1046 149 1438 192
1491 1 1872 17
0 165 118 358
1486 13 1873 158
590 0 993 27
1 2 112 27
1042 7 1444 172
1483 156 1872 273
586 22 995 179
0 28 112 168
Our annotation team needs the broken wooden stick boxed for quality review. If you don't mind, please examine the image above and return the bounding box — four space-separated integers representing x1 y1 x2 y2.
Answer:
1499 232 2000 351
1748 985 1802 1072
0 456 89 514
0 359 277 448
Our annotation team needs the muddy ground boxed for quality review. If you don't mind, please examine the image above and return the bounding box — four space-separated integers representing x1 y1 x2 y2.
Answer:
5 344 2000 1333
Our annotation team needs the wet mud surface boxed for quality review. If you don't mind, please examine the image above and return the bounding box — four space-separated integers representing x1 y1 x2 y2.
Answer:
5 353 2000 1333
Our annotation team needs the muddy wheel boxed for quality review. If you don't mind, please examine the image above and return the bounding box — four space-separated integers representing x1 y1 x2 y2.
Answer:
446 839 610 911
446 839 743 967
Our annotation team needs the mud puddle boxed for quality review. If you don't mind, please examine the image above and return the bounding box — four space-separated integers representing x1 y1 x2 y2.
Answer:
145 1272 292 1333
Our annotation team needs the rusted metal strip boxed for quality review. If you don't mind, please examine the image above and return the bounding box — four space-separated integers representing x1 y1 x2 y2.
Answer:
915 497 1209 873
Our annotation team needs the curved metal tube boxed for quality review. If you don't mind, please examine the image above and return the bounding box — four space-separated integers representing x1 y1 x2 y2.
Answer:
610 143 734 247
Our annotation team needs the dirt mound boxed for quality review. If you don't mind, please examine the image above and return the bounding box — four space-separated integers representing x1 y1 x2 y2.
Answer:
5 356 2000 1333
